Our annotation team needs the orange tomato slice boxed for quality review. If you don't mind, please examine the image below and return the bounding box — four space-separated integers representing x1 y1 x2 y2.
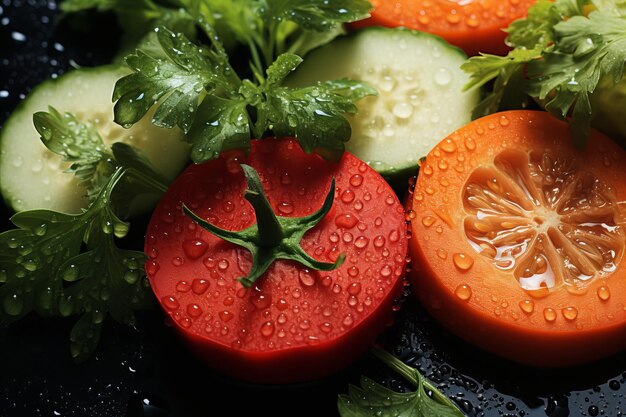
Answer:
354 0 536 56
408 110 626 367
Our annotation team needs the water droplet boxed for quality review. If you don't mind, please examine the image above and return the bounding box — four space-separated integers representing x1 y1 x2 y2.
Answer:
441 139 457 153
299 269 315 287
446 11 461 24
348 282 362 295
278 202 294 214
260 321 275 338
341 190 355 203
187 303 202 318
124 270 139 284
597 285 611 301
562 306 578 321
276 298 289 310
543 307 557 322
182 239 208 259
349 174 363 187
389 230 400 242
342 314 354 328
422 216 436 227
335 213 358 229
172 256 184 267
191 278 210 294
434 68 452 86
219 310 233 322
62 264 79 281
251 287 272 310
374 235 385 248
161 296 179 311
176 281 191 292
519 300 534 314
280 172 292 185
465 137 476 150
499 115 510 127
436 249 448 260
3 292 23 316
217 259 229 270
453 253 474 271
354 236 369 249
381 265 392 277
455 284 472 301
392 102 413 119
319 322 332 333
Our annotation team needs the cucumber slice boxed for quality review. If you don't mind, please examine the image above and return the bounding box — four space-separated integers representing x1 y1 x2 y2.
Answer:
0 65 190 214
288 27 480 180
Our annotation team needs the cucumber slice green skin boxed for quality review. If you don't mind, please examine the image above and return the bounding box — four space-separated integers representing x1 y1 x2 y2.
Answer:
288 27 480 181
0 65 190 215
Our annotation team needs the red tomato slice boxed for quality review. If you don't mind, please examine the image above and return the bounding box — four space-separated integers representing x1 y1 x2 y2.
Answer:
408 110 626 367
145 138 408 384
353 0 536 56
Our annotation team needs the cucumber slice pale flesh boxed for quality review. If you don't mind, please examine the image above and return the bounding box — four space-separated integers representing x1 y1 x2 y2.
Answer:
288 27 480 180
0 65 190 215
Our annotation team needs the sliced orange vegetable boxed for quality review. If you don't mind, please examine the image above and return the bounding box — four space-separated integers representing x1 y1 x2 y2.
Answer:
408 110 626 367
353 0 536 56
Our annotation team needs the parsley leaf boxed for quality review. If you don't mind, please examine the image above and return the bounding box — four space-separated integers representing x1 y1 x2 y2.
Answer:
462 0 626 146
0 109 169 362
338 348 464 417
114 27 376 163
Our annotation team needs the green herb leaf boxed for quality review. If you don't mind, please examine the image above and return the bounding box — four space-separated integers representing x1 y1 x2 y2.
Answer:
33 107 114 197
265 0 371 32
338 348 464 417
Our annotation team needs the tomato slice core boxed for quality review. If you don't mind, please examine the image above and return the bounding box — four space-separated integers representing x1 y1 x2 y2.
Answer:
409 111 626 367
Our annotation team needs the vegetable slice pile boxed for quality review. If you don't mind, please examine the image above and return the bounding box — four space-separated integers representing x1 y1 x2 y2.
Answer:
353 0 536 56
145 138 409 383
408 110 626 367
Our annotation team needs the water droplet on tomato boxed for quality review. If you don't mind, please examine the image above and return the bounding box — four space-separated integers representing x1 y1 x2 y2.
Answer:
219 310 233 322
260 321 275 338
278 202 294 214
171 257 184 267
280 172 292 184
349 174 363 187
438 160 449 170
354 236 369 249
341 190 355 203
441 139 457 153
299 269 315 287
182 239 208 259
321 276 333 287
176 281 191 293
223 296 234 306
145 260 160 276
422 216 436 227
348 283 362 295
217 259 229 270
186 303 202 318
335 213 358 229
519 300 534 314
161 296 179 311
251 287 272 309
455 284 472 301
453 253 474 271
562 307 578 321
543 307 557 322
436 248 448 260
465 136 476 150
499 115 510 127
319 322 332 333
343 314 354 328
191 278 210 294
389 230 400 242
381 265 392 277
423 164 433 176
597 285 611 301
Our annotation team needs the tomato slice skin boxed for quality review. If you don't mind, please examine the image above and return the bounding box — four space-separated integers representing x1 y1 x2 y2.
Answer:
146 138 408 383
353 0 536 56
409 110 626 367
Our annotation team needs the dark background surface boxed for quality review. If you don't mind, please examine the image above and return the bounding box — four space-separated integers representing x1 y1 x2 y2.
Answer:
1 1 625 416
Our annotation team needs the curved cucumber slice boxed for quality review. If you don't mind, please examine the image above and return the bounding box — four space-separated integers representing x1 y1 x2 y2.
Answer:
0 65 190 214
288 27 480 179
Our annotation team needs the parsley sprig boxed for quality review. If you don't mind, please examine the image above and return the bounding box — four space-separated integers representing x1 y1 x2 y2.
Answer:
0 108 169 361
111 0 376 163
462 0 626 146
338 348 464 417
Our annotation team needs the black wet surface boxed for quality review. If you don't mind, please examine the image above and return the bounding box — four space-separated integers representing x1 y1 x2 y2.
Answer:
1 2 625 416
